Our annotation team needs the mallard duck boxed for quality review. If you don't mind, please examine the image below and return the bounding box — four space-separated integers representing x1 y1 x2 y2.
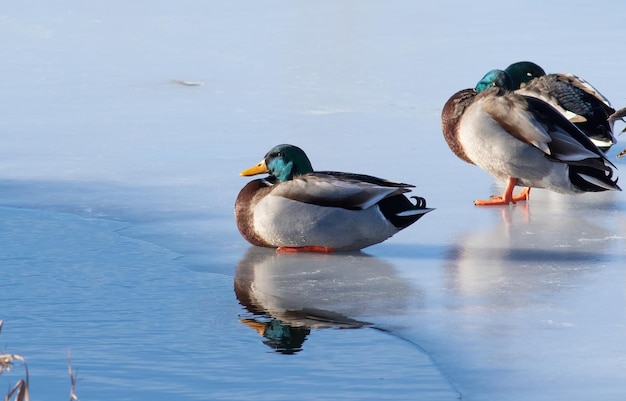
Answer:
441 69 621 206
234 144 433 252
505 61 619 151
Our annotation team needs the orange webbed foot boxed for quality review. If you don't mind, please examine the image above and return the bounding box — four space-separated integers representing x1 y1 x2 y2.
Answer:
474 196 513 206
276 246 336 253
474 179 530 206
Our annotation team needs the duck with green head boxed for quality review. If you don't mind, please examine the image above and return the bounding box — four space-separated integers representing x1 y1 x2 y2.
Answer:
235 144 433 252
441 69 620 206
505 61 621 151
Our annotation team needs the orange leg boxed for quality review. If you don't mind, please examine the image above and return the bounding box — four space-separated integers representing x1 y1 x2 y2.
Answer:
276 246 336 253
512 187 531 203
474 178 531 206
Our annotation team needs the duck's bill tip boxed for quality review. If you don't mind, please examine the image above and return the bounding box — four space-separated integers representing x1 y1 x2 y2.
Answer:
240 160 269 176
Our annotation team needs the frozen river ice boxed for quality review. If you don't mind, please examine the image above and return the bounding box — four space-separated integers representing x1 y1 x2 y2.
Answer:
1 1 626 400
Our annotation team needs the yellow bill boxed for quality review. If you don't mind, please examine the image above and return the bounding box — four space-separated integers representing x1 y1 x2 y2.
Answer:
240 159 269 176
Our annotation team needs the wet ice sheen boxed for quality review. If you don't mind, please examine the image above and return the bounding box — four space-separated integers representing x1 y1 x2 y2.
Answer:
0 206 458 400
1 1 626 400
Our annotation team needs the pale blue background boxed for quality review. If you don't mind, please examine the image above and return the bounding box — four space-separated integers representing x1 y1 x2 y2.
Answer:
1 1 625 400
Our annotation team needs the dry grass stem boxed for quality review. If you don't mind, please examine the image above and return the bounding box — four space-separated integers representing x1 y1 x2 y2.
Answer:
1 321 29 401
4 379 29 401
2 322 77 401
67 353 79 401
0 354 26 375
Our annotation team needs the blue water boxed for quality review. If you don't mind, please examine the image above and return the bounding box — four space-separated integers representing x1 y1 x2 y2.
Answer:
0 206 458 400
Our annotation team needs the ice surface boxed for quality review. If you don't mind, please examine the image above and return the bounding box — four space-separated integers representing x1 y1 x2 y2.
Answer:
1 1 626 400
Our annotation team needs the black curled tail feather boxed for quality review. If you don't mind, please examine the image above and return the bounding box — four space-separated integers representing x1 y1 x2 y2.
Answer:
377 195 434 229
410 196 428 208
569 163 621 192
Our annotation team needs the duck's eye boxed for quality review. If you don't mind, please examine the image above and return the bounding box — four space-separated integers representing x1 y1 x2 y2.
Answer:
276 152 284 157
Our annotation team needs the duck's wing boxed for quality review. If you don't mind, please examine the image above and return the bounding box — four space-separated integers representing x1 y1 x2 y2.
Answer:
515 76 582 122
517 74 613 123
524 95 613 165
482 89 607 163
481 89 553 154
556 73 612 109
270 172 414 210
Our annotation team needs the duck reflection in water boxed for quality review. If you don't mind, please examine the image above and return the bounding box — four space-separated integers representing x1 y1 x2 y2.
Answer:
234 247 415 354
444 192 619 303
238 317 312 355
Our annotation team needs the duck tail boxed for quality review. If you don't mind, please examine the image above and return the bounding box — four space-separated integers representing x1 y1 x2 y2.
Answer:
569 161 621 192
378 195 434 229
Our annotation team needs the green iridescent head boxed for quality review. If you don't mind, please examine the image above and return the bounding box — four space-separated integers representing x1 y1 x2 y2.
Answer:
475 69 514 93
505 61 546 88
240 144 314 182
